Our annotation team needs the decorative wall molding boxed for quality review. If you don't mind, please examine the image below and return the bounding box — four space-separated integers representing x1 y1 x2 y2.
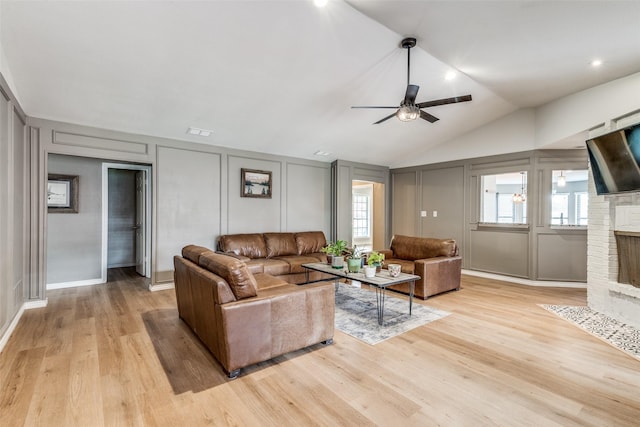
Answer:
53 130 148 154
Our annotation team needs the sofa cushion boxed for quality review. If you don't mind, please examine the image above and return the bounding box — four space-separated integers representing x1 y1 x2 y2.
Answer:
264 233 298 258
253 272 289 290
384 258 415 274
295 231 327 255
198 252 258 300
274 255 323 274
391 235 458 261
217 233 267 259
182 244 214 264
261 259 291 276
306 252 327 263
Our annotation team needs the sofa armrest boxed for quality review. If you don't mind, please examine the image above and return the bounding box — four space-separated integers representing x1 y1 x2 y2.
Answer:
218 282 334 372
414 256 462 297
378 249 394 260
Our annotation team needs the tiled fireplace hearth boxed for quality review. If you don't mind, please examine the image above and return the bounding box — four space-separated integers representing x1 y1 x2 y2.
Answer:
588 190 640 328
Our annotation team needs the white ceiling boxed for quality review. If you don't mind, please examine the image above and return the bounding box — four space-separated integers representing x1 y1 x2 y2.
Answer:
2 0 639 168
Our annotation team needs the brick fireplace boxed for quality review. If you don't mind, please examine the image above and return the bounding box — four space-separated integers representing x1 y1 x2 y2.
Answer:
587 182 640 328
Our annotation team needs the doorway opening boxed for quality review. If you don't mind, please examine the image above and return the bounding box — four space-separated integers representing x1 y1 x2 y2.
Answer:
352 180 385 251
102 163 151 282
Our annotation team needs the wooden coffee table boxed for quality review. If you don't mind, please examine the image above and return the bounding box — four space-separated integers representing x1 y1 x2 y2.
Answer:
302 262 420 325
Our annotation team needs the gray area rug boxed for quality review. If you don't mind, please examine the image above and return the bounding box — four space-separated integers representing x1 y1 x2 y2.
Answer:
334 283 450 345
541 305 640 359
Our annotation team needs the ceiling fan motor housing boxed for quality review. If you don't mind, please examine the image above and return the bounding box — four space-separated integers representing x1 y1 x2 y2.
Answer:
401 37 416 49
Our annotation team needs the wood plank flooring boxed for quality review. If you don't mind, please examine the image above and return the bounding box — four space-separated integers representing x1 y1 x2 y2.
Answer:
1 269 639 426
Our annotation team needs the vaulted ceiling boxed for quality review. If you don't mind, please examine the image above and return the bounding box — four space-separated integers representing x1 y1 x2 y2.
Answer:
2 1 639 167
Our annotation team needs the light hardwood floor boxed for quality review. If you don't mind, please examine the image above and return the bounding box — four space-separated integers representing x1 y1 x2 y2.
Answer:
1 269 639 426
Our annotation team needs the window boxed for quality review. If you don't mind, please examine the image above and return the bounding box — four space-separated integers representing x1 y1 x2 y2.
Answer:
576 192 588 225
352 194 370 238
481 172 528 224
551 194 569 225
551 170 588 226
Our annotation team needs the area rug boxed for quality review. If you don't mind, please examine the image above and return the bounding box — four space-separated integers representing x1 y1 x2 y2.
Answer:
541 305 640 360
334 283 450 345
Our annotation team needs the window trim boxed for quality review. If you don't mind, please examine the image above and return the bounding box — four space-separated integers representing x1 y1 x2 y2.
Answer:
479 171 529 226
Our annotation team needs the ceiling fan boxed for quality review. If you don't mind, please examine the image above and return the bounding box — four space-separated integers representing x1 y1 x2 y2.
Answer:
351 37 472 124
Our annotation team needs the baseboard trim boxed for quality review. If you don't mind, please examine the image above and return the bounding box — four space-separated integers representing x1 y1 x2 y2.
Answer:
462 269 587 288
47 278 105 290
149 282 174 292
24 299 48 309
0 298 48 353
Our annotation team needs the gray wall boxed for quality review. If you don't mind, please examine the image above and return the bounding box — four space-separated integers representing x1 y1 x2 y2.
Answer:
391 149 589 282
0 75 27 342
29 117 332 292
47 154 103 284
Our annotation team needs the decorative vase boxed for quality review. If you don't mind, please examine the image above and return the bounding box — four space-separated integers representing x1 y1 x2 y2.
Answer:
331 255 344 269
373 262 382 273
388 263 401 277
326 254 333 265
363 265 376 278
347 258 361 273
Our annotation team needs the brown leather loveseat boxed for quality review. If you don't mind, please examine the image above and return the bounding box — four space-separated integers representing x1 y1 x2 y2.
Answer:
217 231 331 284
174 245 335 379
378 234 462 300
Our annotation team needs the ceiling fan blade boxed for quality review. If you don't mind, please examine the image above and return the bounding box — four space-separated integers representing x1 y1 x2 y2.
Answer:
373 111 398 124
403 84 420 105
351 105 399 109
419 110 439 123
416 94 472 109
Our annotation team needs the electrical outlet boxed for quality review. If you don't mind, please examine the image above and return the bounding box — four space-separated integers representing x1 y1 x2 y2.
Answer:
420 210 427 217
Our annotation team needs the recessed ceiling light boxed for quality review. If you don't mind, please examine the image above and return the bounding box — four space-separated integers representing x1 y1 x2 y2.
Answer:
187 127 213 137
591 59 603 67
314 0 328 7
314 150 331 156
445 70 457 81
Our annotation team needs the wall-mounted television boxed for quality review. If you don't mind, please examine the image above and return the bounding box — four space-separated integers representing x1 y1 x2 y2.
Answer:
585 122 640 195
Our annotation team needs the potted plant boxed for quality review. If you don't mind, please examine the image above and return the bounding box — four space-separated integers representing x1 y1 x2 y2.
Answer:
322 240 349 269
367 251 385 273
320 242 334 265
346 245 363 273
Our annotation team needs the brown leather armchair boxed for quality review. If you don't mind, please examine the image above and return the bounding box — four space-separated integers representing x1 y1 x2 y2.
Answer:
174 245 335 378
378 235 462 300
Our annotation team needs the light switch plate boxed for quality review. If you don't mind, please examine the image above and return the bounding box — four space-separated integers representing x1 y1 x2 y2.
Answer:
420 210 427 217
433 211 438 217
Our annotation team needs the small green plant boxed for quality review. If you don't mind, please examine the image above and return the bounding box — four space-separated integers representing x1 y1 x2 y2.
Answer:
367 251 385 266
346 245 363 259
321 240 349 257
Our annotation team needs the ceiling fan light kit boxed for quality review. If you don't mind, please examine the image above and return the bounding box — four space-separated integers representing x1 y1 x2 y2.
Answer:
352 37 472 125
397 104 420 121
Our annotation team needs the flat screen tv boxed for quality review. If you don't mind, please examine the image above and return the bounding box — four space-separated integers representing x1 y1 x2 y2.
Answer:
586 122 640 195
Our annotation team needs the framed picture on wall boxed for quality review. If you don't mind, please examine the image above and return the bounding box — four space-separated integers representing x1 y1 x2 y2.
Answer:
241 168 272 198
47 174 79 213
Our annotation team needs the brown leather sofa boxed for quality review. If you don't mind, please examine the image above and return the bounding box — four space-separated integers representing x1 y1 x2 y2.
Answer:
378 234 462 300
174 245 335 379
216 231 331 284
